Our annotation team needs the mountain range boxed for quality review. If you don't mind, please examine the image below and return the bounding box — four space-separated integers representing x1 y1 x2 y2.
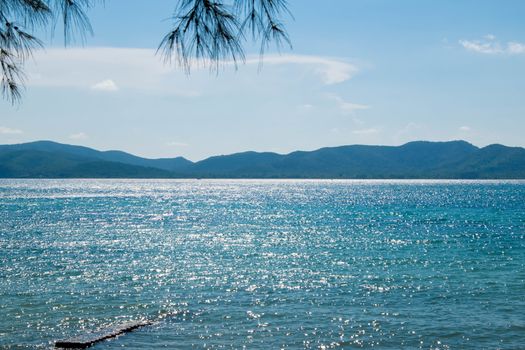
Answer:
0 140 524 179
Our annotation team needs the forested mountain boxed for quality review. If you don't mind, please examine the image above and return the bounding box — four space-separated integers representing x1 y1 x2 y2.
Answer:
1 140 524 179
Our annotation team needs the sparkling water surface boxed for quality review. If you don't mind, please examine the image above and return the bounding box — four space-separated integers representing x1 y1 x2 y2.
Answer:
1 180 524 349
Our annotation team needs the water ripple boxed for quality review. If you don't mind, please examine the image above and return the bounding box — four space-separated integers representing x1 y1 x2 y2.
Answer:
0 180 524 349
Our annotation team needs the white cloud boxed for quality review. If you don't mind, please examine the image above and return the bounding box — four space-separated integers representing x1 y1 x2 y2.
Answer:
460 40 502 54
459 126 471 132
352 117 365 126
352 128 379 135
394 122 423 143
25 48 360 97
91 79 119 92
327 94 370 114
507 42 525 54
0 126 23 134
69 132 88 140
245 54 359 85
26 47 193 96
460 36 525 55
340 102 369 113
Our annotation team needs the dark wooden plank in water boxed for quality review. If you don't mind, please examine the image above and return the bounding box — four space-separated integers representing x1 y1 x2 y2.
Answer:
55 321 152 348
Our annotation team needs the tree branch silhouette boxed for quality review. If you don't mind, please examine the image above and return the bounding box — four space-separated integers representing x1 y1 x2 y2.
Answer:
1 0 292 104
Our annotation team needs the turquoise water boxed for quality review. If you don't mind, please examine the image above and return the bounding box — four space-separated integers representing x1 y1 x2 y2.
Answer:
1 180 524 349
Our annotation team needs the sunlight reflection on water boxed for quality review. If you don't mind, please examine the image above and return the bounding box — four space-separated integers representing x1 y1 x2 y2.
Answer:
0 180 524 349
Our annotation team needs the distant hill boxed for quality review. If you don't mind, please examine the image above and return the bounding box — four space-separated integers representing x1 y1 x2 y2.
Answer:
0 149 176 178
0 140 524 179
0 141 192 172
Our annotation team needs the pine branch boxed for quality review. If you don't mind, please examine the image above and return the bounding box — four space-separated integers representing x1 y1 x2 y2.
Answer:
159 0 292 72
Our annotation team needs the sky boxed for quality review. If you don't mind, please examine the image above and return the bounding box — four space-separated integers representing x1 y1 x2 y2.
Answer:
1 0 525 161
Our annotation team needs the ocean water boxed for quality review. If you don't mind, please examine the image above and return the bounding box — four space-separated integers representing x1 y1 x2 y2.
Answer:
0 179 524 349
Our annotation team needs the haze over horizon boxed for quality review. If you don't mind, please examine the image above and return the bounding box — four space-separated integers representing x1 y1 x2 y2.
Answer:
1 0 525 160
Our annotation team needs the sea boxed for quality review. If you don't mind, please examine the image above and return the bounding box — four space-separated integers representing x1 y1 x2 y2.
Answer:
0 179 524 349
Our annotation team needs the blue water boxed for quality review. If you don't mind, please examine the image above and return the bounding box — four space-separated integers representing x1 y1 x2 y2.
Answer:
1 180 524 349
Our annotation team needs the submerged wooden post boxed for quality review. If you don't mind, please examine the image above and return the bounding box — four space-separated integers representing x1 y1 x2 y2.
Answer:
55 320 152 348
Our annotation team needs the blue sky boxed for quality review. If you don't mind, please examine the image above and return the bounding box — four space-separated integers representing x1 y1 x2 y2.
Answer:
1 0 524 160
